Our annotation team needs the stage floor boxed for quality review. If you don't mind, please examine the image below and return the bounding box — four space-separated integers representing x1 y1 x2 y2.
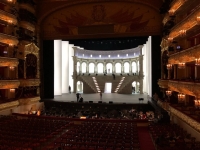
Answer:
42 93 149 104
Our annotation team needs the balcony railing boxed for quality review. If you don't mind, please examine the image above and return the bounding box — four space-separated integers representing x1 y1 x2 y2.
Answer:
0 9 17 25
19 79 40 87
0 80 20 89
0 32 18 45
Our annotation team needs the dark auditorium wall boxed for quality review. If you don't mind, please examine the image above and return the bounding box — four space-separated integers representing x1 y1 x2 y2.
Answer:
151 36 161 96
41 40 54 98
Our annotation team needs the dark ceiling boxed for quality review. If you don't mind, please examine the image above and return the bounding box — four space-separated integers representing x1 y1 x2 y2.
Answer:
68 36 149 51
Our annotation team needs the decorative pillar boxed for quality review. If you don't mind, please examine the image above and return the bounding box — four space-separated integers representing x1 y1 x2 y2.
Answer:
80 61 82 74
112 62 115 73
36 57 40 78
73 79 77 93
24 59 26 79
94 62 97 74
139 55 143 76
195 65 198 79
86 61 89 74
168 69 171 79
139 79 143 94
174 64 177 79
129 61 132 73
16 66 18 79
121 62 124 73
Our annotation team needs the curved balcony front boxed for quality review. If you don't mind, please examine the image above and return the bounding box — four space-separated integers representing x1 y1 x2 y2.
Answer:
158 79 169 89
168 44 200 64
0 32 18 45
168 6 200 41
168 80 200 97
0 80 20 89
18 3 35 15
19 79 40 87
19 21 35 32
0 9 17 25
0 57 18 66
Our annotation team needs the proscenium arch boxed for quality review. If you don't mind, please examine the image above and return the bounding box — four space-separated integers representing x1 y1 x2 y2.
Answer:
39 0 163 39
38 0 162 26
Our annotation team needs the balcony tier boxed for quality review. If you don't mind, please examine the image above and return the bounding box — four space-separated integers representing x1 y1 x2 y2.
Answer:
158 79 169 89
0 100 19 110
0 9 17 25
19 21 35 32
19 79 40 87
0 80 20 89
0 32 18 45
0 57 18 66
168 44 200 64
19 3 35 15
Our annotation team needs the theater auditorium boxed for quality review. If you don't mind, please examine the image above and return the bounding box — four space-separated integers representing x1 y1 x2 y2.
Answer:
0 0 200 150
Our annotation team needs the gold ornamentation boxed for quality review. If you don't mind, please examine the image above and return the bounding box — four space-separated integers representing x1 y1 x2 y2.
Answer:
169 106 200 132
18 96 40 105
19 79 40 87
158 79 169 89
19 21 35 32
0 9 17 25
168 44 200 64
0 57 19 66
0 100 19 110
0 80 20 89
0 33 19 46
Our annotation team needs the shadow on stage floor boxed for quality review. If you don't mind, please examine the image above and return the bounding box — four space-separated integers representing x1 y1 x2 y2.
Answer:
41 93 149 104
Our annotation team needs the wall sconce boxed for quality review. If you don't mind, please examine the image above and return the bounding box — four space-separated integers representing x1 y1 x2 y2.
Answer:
178 93 185 103
166 64 173 70
194 99 200 109
10 89 15 93
179 30 186 37
168 9 175 16
168 37 174 43
9 66 15 70
197 16 200 25
195 58 200 66
178 62 185 69
166 90 172 97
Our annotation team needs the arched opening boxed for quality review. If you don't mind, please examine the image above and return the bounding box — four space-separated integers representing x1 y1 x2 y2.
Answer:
97 63 103 74
106 63 112 74
26 54 37 79
77 81 83 93
124 62 130 73
132 81 136 94
77 62 80 74
89 63 95 73
132 62 137 74
82 62 86 73
115 63 121 73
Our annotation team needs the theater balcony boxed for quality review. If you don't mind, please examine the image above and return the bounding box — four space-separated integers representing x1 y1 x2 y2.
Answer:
158 79 169 89
0 56 18 67
0 80 20 89
18 21 35 33
0 9 17 25
18 0 35 15
157 100 200 133
168 43 200 63
0 33 18 46
19 79 40 87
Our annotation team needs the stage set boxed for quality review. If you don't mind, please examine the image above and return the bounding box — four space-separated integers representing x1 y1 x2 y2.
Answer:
42 93 149 104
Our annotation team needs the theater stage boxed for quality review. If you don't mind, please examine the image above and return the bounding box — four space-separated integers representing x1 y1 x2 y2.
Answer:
42 93 150 104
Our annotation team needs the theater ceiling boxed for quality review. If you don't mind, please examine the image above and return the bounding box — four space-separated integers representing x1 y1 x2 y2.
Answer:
36 0 163 39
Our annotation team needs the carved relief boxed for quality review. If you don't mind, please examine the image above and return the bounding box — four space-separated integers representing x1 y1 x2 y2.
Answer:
0 57 19 66
0 33 19 46
169 44 200 64
0 80 20 89
19 79 40 87
158 79 169 89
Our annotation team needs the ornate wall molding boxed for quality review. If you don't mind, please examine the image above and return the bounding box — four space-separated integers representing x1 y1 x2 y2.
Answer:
0 33 19 46
19 79 40 87
18 96 40 105
169 7 200 40
168 80 200 97
24 43 39 58
0 100 19 110
0 9 17 25
0 80 20 89
169 105 200 132
0 57 19 66
158 79 169 89
169 44 200 64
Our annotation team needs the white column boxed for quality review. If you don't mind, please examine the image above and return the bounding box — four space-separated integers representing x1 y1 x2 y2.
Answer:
62 41 69 93
54 40 62 95
69 44 74 92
